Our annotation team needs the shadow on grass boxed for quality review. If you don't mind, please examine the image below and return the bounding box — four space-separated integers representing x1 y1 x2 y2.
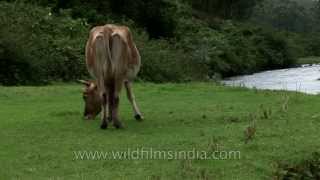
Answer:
275 152 320 179
50 110 80 117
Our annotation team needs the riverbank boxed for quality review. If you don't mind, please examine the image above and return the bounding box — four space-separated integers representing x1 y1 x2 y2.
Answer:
297 57 320 65
1 83 320 179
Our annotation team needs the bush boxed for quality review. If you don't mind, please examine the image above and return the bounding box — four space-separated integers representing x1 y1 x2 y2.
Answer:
133 29 206 82
0 1 206 85
176 18 297 78
0 1 299 85
0 2 89 85
253 30 296 69
305 33 320 56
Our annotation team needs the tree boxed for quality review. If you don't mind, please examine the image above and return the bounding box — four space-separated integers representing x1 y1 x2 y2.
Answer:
183 0 262 20
250 0 315 33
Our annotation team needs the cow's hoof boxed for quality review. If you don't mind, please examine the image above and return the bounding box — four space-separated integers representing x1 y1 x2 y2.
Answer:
100 123 108 129
134 114 143 121
114 121 124 129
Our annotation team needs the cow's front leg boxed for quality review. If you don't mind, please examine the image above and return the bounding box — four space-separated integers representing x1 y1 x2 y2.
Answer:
100 93 108 129
124 81 143 121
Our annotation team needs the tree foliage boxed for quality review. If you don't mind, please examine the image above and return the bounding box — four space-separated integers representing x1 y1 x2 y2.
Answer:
0 2 88 85
0 0 305 85
250 0 316 32
184 0 262 20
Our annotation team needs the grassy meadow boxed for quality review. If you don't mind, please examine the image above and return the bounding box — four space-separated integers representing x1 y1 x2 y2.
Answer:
1 83 320 179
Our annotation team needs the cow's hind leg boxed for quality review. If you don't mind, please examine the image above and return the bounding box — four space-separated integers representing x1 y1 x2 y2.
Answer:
100 92 108 129
112 94 123 129
108 81 123 129
124 81 143 121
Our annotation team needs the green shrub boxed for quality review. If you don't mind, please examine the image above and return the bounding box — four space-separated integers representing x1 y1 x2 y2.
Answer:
253 30 296 69
0 1 299 85
176 18 297 78
0 2 206 85
305 33 320 56
134 29 206 82
0 2 89 85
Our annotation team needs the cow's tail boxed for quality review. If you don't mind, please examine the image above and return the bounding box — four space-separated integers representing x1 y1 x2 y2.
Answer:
94 32 114 78
110 32 126 77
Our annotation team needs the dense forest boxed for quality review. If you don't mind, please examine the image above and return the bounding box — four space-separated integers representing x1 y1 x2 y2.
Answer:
1 0 320 85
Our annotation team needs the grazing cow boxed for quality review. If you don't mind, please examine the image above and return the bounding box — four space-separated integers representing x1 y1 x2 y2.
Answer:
79 24 143 129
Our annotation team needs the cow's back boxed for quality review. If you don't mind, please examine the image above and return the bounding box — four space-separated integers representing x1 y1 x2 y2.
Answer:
85 24 141 81
106 24 141 80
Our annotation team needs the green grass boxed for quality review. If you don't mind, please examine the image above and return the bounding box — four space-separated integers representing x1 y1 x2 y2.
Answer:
1 83 320 179
297 56 320 65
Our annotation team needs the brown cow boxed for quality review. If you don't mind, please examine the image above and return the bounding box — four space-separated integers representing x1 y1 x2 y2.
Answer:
79 24 143 129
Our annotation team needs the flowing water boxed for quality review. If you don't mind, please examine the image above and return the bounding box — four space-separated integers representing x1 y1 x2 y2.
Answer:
222 64 320 95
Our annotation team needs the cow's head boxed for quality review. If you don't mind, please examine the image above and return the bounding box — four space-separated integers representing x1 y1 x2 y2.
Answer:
78 80 101 120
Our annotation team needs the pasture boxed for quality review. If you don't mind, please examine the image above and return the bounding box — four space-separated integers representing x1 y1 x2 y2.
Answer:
1 83 320 179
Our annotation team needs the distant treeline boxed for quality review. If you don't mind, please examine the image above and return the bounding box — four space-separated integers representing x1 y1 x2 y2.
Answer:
0 0 319 85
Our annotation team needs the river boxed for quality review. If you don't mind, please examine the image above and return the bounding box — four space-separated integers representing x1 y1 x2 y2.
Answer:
222 64 320 95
